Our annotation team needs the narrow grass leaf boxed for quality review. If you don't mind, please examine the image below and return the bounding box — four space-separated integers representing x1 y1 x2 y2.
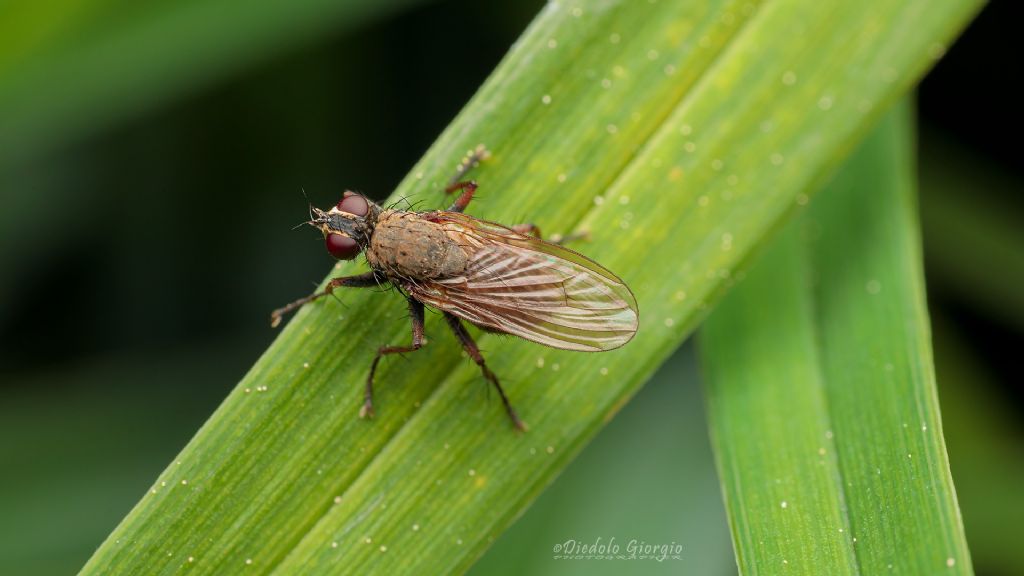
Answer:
700 102 971 574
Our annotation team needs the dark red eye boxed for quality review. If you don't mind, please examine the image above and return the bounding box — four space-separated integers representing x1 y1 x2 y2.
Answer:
336 192 368 216
325 233 360 260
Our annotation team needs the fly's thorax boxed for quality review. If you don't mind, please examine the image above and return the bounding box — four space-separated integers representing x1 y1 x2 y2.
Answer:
366 210 468 280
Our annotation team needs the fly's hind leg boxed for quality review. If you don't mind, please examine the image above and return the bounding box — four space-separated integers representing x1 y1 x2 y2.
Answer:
444 312 526 431
511 223 543 238
510 223 590 245
445 144 490 212
363 298 426 419
271 271 380 327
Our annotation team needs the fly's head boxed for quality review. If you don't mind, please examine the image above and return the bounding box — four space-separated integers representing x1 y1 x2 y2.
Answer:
308 191 379 260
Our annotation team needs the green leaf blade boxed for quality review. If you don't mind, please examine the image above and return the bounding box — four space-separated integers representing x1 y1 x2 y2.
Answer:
806 104 968 573
700 226 858 573
700 102 971 574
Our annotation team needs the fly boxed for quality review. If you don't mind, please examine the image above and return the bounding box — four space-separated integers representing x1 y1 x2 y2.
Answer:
271 148 639 430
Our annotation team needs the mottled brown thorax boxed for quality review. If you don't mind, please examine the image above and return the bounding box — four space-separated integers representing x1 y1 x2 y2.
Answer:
366 210 468 280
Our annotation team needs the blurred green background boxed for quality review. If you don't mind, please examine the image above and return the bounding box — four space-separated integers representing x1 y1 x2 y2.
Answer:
0 1 1020 574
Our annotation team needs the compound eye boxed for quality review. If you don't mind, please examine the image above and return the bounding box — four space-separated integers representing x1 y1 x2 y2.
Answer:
325 233 360 260
336 193 368 216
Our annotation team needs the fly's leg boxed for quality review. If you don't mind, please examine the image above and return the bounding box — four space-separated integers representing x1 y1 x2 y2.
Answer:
444 312 527 431
445 144 490 212
363 298 426 419
270 271 380 327
510 223 590 245
511 223 542 238
445 180 478 213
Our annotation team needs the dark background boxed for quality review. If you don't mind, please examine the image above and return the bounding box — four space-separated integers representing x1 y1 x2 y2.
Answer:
1 1 1020 574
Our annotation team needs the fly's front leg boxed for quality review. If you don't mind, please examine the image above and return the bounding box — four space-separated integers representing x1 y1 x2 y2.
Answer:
363 298 426 419
270 271 380 327
444 312 526 431
510 223 590 245
445 144 490 213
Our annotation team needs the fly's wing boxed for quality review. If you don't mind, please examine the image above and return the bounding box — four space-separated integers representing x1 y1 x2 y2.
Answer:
405 211 638 352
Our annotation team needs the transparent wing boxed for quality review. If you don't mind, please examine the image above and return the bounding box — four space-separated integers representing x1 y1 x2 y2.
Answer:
404 211 638 352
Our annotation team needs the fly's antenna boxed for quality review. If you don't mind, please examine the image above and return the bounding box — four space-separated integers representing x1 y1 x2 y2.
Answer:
301 187 315 220
291 187 317 230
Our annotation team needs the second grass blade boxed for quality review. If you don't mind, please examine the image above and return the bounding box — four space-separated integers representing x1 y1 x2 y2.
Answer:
700 102 971 574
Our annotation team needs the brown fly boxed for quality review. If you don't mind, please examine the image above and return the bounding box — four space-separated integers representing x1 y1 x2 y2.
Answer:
271 148 639 430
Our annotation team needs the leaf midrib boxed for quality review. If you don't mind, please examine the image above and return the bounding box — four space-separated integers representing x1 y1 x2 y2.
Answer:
803 236 863 576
